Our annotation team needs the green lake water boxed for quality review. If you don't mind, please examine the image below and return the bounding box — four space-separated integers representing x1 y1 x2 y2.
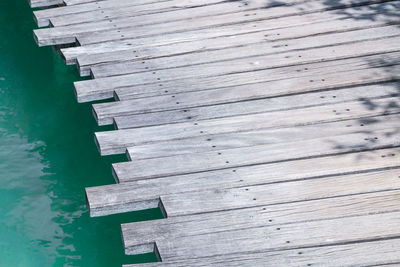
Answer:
0 1 162 266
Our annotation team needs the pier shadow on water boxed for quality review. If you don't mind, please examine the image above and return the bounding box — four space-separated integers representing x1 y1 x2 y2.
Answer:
0 1 162 266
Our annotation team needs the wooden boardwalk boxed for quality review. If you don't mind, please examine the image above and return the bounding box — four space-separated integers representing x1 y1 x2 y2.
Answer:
30 0 400 265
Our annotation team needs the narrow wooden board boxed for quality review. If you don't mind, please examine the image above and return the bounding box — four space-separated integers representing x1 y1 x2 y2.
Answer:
87 52 400 113
123 238 400 266
90 53 400 125
62 7 400 66
90 33 400 79
112 82 399 128
95 97 400 156
35 0 390 46
112 126 400 180
159 169 400 216
74 0 392 46
35 0 307 46
126 113 400 160
85 147 400 216
122 209 400 261
34 0 235 27
48 0 300 28
122 170 400 239
76 41 400 102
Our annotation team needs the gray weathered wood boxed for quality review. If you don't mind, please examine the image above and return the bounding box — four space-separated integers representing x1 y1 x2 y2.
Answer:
123 238 400 266
112 82 399 128
34 0 233 27
48 0 299 28
85 147 400 216
75 0 392 46
76 41 400 102
86 39 398 87
90 34 400 79
95 97 400 156
112 126 400 180
34 0 393 46
126 113 400 160
63 10 400 66
122 210 400 260
29 0 400 264
122 170 400 240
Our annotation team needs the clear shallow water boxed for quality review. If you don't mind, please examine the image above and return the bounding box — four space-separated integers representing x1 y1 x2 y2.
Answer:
0 1 162 266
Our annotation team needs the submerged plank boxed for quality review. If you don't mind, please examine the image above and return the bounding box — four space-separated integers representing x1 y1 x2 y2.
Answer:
85 148 400 216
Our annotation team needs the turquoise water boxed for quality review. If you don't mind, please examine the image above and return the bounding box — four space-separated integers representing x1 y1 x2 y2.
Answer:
0 1 162 266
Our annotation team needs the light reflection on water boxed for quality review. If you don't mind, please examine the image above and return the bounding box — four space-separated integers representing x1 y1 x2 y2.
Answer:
0 1 162 266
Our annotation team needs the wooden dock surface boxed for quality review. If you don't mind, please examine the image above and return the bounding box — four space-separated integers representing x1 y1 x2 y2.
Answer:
30 0 400 265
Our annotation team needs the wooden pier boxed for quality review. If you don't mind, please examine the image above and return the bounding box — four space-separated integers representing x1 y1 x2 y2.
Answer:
30 0 400 265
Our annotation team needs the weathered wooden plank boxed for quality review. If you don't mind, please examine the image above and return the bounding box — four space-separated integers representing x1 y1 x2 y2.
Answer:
76 39 400 102
63 6 400 66
90 52 400 125
62 0 164 6
34 0 210 27
122 210 400 260
86 148 400 216
126 113 400 160
55 0 171 25
93 66 400 129
90 33 400 79
160 169 400 216
95 97 400 156
87 52 400 113
75 0 393 46
89 37 400 87
122 170 400 239
35 0 391 46
49 0 297 28
35 0 303 46
123 238 400 266
113 126 400 180
112 82 399 128
112 64 399 106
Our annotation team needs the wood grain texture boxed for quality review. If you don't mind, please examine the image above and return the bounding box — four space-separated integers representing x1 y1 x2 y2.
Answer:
112 82 400 128
91 34 400 79
122 172 400 242
74 0 393 46
95 97 400 156
123 238 400 266
63 10 400 67
85 147 400 216
29 0 400 264
122 210 400 260
34 0 395 46
113 126 400 180
77 46 400 102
